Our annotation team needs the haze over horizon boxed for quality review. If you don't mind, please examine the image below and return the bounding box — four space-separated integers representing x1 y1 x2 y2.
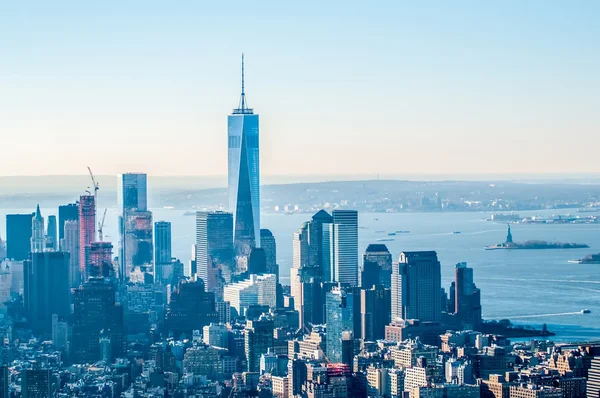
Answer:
2 1 598 176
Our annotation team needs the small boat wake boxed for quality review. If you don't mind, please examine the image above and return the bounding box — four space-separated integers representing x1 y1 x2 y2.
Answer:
487 311 585 320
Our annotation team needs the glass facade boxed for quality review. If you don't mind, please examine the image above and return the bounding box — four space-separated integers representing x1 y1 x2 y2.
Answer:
228 112 260 257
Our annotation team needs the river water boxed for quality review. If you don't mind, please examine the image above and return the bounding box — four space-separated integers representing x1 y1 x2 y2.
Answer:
2 207 599 342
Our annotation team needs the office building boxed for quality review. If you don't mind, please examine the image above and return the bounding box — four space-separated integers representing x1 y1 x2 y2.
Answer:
223 274 276 317
46 215 57 250
291 221 310 323
203 322 229 348
196 211 235 296
118 173 150 280
323 210 359 286
6 213 34 261
62 220 80 287
326 287 354 364
30 205 45 253
22 369 54 398
392 251 441 322
509 385 562 398
309 210 333 277
360 286 391 341
0 236 5 261
228 55 260 256
154 220 171 264
588 357 600 398
248 247 267 275
58 203 78 242
260 229 278 279
23 252 71 336
89 241 114 278
454 262 482 329
123 210 153 276
245 317 274 372
72 278 124 363
361 244 392 289
164 279 218 338
0 365 8 398
78 195 96 281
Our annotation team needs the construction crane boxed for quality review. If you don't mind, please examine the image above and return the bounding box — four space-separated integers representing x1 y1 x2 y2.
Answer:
87 167 100 238
98 208 107 241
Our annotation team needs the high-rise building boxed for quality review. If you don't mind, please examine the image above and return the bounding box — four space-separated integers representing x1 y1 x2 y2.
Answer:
392 251 441 323
118 173 150 281
0 365 8 398
260 229 278 279
123 210 153 277
72 278 124 363
361 244 392 289
587 357 600 398
23 252 71 337
245 317 274 372
454 262 482 329
6 213 34 261
309 210 333 276
78 195 96 281
291 222 310 322
0 236 5 261
360 286 391 341
164 279 218 338
223 273 277 317
196 211 235 296
326 286 355 364
228 55 260 256
62 220 80 287
22 369 54 398
46 215 57 250
58 203 78 242
89 241 114 278
154 221 172 265
323 210 359 286
31 205 45 253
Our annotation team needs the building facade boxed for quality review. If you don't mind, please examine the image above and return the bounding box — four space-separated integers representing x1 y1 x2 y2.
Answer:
196 211 235 296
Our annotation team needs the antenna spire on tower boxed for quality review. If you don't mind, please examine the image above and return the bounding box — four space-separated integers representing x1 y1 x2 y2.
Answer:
234 53 253 114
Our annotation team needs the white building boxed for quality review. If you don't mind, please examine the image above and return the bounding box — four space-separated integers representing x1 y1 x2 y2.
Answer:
223 274 276 317
203 323 228 349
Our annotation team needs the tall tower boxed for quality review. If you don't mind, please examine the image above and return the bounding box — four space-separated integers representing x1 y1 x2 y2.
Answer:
228 54 260 257
323 210 359 286
79 195 96 281
196 211 235 298
31 205 45 253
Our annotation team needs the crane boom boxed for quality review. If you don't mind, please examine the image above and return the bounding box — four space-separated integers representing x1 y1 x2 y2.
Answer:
98 208 107 241
87 167 100 240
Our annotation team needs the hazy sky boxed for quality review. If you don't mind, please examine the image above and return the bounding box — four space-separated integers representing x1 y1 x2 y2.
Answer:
1 1 598 177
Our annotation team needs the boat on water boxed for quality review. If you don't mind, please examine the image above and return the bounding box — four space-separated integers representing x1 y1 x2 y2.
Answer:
387 232 397 236
581 309 591 314
453 231 461 234
569 253 600 264
396 230 410 233
485 225 589 250
373 217 379 221
377 238 395 242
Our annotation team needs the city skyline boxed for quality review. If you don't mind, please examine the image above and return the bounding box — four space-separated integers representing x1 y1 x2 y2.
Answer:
1 2 599 176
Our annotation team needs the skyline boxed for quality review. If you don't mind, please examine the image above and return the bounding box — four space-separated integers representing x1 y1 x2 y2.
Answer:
1 1 599 176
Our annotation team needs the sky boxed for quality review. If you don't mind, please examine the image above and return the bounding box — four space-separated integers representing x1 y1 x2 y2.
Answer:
1 1 599 177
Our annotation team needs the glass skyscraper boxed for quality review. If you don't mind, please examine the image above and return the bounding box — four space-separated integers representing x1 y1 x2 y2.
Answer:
228 55 260 256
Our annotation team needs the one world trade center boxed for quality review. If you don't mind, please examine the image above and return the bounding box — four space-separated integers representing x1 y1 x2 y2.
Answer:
228 54 260 257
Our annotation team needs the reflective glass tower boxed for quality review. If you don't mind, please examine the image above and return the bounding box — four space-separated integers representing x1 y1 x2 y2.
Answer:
228 54 260 256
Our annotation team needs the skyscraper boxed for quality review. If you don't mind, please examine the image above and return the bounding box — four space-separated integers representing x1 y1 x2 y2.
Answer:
245 317 274 372
260 229 277 279
309 210 333 276
360 286 391 341
78 195 96 281
361 244 392 289
118 173 150 281
46 215 57 250
228 54 260 256
247 247 267 275
22 369 54 398
31 205 45 253
454 262 482 329
89 241 114 278
323 210 359 286
196 211 234 297
154 221 172 284
72 278 124 363
23 252 71 336
392 251 442 323
62 220 80 287
6 213 34 261
58 203 78 242
326 286 355 364
164 279 218 339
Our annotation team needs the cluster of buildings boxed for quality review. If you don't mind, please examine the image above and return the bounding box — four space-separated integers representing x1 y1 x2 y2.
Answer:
0 57 598 397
